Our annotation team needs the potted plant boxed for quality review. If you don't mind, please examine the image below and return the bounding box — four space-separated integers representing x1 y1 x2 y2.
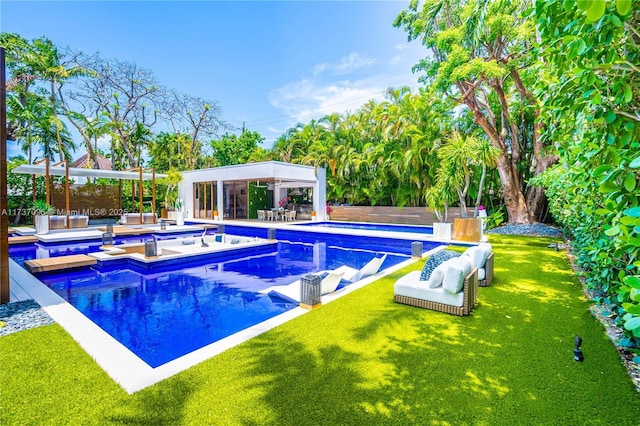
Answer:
426 187 453 240
32 200 55 234
161 168 183 220
174 198 185 226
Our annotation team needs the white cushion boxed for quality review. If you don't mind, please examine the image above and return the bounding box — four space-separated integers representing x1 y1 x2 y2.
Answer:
462 246 486 269
455 256 474 276
394 271 464 307
442 258 471 294
321 272 345 295
478 242 492 255
478 267 486 281
427 262 448 288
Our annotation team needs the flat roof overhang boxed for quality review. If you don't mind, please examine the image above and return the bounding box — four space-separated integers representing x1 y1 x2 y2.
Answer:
181 161 319 184
12 164 166 181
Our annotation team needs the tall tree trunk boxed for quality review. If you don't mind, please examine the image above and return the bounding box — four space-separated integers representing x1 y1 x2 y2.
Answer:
496 154 531 223
464 92 533 223
510 69 558 222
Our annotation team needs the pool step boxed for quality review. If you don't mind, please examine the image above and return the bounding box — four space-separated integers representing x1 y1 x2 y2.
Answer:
24 254 97 273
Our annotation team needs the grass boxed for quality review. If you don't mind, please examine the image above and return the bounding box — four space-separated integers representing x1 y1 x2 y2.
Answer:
2 234 640 425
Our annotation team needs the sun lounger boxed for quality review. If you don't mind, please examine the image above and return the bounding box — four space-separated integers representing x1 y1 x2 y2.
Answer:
260 254 388 303
333 254 387 282
259 271 346 303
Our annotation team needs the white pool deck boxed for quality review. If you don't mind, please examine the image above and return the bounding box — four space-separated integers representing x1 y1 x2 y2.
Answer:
6 220 451 394
12 223 209 243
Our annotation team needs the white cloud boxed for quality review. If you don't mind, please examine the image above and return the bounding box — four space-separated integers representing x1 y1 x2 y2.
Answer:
334 53 377 75
395 43 408 51
314 52 377 77
263 45 427 146
269 76 391 124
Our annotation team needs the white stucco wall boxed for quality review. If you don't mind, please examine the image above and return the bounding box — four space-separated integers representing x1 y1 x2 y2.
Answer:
177 161 327 221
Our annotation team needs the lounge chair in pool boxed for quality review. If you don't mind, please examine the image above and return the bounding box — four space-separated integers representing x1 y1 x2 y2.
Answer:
259 271 346 303
333 254 388 283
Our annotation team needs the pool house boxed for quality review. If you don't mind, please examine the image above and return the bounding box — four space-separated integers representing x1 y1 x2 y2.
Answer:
178 161 328 222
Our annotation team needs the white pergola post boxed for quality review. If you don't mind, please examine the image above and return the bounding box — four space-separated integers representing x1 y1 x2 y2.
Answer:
314 168 327 220
217 179 224 221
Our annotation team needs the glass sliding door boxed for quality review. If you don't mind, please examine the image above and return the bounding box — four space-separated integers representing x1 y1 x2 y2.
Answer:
193 182 217 219
223 181 248 219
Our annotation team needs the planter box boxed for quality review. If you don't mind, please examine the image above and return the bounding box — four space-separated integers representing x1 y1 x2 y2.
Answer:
453 218 482 242
432 222 452 240
35 215 50 235
176 211 185 226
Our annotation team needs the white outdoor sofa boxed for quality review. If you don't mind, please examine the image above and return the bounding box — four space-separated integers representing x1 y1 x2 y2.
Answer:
394 243 494 316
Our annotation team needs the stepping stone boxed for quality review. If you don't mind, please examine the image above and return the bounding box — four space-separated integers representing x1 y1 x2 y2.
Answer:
24 254 97 273
8 236 39 245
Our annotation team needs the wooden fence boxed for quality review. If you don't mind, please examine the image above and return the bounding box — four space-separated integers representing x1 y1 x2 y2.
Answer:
328 206 476 225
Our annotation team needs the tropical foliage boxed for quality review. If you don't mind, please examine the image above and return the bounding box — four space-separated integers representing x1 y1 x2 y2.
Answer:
394 0 556 224
534 0 640 347
2 0 640 350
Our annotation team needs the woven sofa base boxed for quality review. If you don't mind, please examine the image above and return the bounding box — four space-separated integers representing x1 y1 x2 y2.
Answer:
478 252 494 287
394 268 478 316
394 294 470 316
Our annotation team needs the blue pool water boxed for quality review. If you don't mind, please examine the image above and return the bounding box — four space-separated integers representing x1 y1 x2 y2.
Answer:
297 221 433 235
10 226 441 367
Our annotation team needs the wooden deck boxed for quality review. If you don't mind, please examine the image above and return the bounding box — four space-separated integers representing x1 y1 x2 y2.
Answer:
24 254 97 274
98 226 155 236
8 235 39 245
329 206 475 225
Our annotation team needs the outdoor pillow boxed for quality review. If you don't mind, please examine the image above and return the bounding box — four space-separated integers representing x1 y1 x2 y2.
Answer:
442 261 465 294
456 255 474 277
477 243 492 265
442 257 473 294
215 234 223 243
419 250 461 281
426 261 448 288
462 246 485 269
478 242 492 256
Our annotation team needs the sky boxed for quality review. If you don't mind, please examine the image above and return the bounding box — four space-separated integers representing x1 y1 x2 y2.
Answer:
1 0 427 157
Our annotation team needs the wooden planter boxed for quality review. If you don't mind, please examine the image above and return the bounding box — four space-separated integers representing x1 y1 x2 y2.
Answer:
453 218 482 242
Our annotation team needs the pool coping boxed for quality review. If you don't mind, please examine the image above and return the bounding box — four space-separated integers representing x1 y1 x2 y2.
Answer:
10 244 444 394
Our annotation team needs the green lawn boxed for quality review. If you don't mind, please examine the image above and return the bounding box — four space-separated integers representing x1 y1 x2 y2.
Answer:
2 235 639 425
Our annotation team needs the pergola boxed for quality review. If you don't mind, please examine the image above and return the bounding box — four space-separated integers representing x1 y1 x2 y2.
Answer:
13 161 167 227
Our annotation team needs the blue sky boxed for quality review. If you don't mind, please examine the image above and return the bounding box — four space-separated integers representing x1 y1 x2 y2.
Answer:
1 0 426 156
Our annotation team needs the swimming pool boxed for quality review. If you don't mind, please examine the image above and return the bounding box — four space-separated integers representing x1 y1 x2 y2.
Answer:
11 225 442 367
297 221 433 235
